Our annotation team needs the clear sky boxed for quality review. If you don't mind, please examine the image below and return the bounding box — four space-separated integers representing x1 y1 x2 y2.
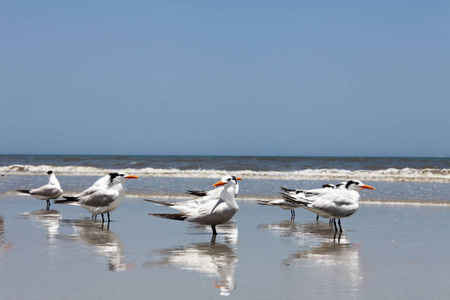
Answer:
1 1 449 157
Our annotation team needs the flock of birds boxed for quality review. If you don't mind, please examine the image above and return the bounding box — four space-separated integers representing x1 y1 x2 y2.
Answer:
16 170 375 234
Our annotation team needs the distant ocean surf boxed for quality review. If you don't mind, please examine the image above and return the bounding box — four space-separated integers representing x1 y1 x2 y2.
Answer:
0 155 448 183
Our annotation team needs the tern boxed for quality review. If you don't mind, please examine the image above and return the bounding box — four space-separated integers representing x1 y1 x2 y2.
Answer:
54 173 139 224
281 183 341 221
258 183 337 220
17 170 63 210
62 174 114 219
145 176 240 210
146 175 241 236
280 180 375 231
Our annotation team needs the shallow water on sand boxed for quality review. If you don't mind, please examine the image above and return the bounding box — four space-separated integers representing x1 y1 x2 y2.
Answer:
1 193 450 299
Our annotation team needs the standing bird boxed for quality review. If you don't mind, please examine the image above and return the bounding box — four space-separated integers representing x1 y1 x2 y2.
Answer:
145 176 240 210
17 170 63 210
62 173 115 219
280 180 375 231
258 183 337 220
54 173 139 225
146 175 242 236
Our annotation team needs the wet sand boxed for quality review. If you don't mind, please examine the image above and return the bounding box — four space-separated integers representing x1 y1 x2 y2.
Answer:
1 194 450 299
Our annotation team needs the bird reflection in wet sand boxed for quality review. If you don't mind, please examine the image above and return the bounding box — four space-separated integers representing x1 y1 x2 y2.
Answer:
260 221 363 290
144 223 238 296
21 209 62 243
190 221 239 245
69 218 134 272
0 215 14 253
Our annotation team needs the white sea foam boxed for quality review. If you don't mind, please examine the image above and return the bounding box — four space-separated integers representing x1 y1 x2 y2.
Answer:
1 164 449 183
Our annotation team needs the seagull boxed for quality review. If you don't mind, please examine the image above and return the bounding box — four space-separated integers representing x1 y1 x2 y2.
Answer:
280 180 375 231
62 174 114 219
17 170 63 210
54 173 139 225
146 175 241 236
258 183 337 220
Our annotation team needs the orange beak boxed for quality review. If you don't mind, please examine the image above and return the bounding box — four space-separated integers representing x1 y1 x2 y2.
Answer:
212 177 242 187
125 175 139 179
213 181 226 187
361 184 375 190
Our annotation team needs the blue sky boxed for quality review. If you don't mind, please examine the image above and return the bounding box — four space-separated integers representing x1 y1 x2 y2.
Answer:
1 1 449 157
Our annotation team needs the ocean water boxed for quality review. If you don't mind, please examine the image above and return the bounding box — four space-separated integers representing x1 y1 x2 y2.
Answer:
1 155 449 203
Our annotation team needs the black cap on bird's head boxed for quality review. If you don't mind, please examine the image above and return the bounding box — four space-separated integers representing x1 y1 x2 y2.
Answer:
109 172 120 185
47 170 53 175
346 180 375 190
108 172 139 185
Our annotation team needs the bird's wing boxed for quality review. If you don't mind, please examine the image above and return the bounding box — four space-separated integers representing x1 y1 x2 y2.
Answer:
29 185 61 198
79 190 118 207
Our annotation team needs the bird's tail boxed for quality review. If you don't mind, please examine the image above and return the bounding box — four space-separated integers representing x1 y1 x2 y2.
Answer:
54 199 79 205
148 213 187 221
280 187 305 194
280 193 309 206
143 199 175 207
186 190 208 197
62 196 78 201
256 200 270 206
16 189 31 194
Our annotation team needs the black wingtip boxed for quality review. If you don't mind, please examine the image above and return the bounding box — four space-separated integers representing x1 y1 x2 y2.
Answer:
186 190 208 197
148 213 187 221
54 199 78 204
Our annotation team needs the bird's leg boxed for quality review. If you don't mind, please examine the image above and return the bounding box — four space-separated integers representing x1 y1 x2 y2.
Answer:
338 219 343 232
316 214 319 222
211 234 216 244
101 214 105 223
290 210 295 221
107 212 111 224
46 199 50 211
211 225 217 236
333 219 338 231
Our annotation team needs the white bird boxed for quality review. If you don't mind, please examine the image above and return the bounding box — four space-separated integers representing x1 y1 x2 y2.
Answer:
258 183 337 220
54 173 139 224
17 170 63 210
147 175 242 236
280 180 375 231
145 176 240 210
281 182 345 221
62 173 115 219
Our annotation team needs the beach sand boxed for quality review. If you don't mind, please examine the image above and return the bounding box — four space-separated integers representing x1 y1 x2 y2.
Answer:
1 193 449 299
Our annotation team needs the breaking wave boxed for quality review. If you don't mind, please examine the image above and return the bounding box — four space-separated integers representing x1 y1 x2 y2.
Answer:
1 164 449 183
